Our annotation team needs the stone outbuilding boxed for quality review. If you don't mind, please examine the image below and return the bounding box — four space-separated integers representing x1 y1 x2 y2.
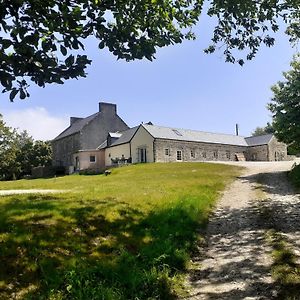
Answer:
101 124 287 167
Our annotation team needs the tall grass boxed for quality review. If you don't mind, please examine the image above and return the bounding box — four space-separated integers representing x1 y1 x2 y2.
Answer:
0 163 240 299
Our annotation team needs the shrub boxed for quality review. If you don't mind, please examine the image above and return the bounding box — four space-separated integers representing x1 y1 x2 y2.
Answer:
289 164 300 188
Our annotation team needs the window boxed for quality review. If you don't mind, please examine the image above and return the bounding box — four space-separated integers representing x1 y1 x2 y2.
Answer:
90 155 96 163
165 148 170 156
190 149 195 158
213 151 218 158
176 150 182 161
202 151 206 158
226 151 230 159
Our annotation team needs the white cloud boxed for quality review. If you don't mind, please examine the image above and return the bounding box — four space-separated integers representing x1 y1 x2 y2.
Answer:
3 107 69 141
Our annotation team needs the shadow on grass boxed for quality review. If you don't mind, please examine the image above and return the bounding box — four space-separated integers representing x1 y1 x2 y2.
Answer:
0 193 208 300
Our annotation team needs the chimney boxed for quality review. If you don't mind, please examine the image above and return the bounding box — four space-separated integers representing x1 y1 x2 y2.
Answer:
236 123 239 136
70 117 83 125
99 102 117 115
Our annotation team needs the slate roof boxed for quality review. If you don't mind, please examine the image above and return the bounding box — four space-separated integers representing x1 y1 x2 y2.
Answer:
245 134 273 146
97 140 107 149
53 113 99 141
109 126 140 147
142 124 249 146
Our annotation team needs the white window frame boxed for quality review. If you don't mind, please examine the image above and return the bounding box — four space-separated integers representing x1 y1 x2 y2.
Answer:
90 155 96 163
176 150 183 161
165 148 170 156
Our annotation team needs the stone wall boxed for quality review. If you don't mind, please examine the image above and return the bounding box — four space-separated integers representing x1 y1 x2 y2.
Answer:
52 132 81 167
268 136 287 161
80 108 129 150
52 102 129 168
245 145 269 161
154 139 248 162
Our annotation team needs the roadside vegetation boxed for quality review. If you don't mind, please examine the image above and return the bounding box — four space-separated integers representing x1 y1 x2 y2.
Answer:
289 164 300 189
266 230 300 299
0 162 240 299
256 171 300 300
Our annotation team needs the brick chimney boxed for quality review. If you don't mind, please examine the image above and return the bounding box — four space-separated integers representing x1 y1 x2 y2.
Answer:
99 102 117 115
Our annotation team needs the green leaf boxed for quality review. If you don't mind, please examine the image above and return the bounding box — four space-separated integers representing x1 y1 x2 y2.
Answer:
9 89 18 101
60 45 67 56
65 55 75 67
20 89 26 99
98 41 105 49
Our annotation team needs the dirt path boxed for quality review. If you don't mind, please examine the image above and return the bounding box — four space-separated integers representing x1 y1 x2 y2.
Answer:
185 160 300 299
0 189 67 196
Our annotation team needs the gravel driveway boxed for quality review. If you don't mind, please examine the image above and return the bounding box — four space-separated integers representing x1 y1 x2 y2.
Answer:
185 160 300 300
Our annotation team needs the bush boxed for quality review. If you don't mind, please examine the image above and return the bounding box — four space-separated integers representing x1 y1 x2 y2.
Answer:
289 164 300 188
79 169 103 176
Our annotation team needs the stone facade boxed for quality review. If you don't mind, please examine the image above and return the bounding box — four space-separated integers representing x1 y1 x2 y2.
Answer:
52 132 81 167
268 136 287 161
246 137 287 161
246 145 269 161
52 103 128 168
154 139 248 162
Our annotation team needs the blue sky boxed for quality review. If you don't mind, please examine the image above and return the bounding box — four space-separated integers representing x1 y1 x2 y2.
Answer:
0 13 297 141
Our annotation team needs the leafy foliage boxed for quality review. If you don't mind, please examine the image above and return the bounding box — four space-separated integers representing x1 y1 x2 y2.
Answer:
0 115 52 180
251 122 274 136
289 163 300 188
0 115 19 180
0 0 201 100
268 55 300 149
0 0 299 100
205 0 299 65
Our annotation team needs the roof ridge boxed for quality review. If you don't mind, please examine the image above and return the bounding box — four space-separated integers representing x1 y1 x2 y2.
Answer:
142 123 246 138
245 133 273 139
53 111 100 141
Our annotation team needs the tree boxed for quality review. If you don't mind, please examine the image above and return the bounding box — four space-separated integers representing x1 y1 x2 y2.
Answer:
1 0 299 100
0 115 52 180
30 140 52 167
0 115 20 180
251 122 274 136
268 54 300 150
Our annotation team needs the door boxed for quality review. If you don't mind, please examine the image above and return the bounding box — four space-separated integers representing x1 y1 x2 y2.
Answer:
138 148 147 163
75 156 80 170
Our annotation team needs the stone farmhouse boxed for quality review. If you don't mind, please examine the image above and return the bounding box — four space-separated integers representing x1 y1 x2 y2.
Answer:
52 102 287 171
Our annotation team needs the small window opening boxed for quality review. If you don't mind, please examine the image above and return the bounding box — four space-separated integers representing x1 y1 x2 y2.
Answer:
191 150 195 158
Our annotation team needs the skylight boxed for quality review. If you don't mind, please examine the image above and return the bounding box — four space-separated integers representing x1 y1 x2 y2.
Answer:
172 129 183 136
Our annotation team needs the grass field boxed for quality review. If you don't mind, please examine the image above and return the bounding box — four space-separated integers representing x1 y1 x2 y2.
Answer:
0 162 240 299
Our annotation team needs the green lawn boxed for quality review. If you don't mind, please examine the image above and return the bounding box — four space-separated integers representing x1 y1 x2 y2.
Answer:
0 163 241 300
